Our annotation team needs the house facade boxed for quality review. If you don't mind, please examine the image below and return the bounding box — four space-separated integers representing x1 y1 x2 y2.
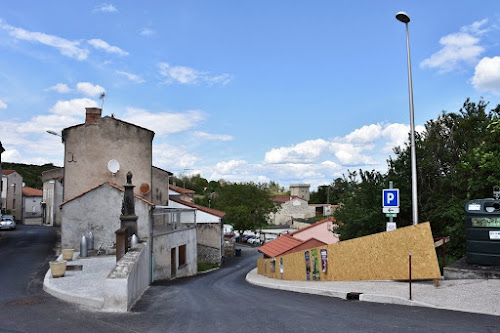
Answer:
270 195 315 225
289 183 310 201
1 170 23 220
168 197 225 265
22 186 43 225
62 108 154 202
59 107 198 281
42 168 64 227
290 217 340 244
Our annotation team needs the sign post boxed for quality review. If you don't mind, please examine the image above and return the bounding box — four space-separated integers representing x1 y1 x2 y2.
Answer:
383 182 399 231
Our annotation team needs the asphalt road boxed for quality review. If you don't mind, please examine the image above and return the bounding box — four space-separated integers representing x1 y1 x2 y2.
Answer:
0 226 499 332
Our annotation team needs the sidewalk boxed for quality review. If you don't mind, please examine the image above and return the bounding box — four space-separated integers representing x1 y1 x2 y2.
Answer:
246 268 500 317
43 253 116 310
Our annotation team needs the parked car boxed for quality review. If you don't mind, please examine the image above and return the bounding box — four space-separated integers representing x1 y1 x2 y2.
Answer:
242 234 255 243
248 236 261 245
0 215 16 230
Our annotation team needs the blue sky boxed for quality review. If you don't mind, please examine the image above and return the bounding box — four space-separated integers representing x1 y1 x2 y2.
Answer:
2 1 500 190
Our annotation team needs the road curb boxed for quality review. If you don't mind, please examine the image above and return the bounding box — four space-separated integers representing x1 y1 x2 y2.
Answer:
246 268 439 310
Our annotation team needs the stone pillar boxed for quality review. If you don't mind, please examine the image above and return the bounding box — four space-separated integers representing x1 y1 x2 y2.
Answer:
120 171 138 237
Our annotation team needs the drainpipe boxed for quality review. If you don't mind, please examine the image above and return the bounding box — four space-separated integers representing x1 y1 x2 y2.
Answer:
150 206 154 283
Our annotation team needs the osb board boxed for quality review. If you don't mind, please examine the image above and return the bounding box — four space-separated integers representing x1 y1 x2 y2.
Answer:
257 222 441 281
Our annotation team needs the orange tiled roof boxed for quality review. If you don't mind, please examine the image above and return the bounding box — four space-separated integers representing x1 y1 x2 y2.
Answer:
169 184 196 194
22 186 43 197
2 170 16 175
258 234 303 258
169 197 226 218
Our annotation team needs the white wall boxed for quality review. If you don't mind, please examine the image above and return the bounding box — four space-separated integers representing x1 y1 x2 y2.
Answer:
103 241 151 312
152 226 197 281
61 183 151 250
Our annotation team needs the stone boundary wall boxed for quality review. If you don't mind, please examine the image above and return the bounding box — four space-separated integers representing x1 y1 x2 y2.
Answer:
103 241 151 312
198 244 221 264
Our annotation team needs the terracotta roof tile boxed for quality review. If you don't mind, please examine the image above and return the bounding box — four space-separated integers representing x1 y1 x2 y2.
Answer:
2 170 16 175
169 184 195 194
60 182 155 207
22 186 43 197
258 234 303 258
169 197 226 218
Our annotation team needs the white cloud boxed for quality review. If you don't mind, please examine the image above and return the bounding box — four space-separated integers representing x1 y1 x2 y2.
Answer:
76 82 105 97
116 70 145 83
94 3 117 13
420 20 488 73
153 143 199 170
123 107 205 136
345 124 382 143
88 39 128 56
140 28 155 36
264 139 330 163
0 99 7 109
49 98 98 116
471 56 500 95
158 62 232 86
0 22 89 61
193 131 233 141
46 83 71 93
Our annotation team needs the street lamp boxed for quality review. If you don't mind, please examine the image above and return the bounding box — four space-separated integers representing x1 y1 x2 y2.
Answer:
396 11 419 225
46 130 62 137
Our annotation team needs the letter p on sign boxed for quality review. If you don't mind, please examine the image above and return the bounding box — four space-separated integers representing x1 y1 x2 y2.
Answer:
383 189 399 208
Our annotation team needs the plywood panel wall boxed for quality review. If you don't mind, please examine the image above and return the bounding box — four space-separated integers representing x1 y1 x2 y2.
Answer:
257 222 441 281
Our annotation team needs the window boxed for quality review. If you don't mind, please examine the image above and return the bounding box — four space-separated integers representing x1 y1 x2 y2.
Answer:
179 244 186 267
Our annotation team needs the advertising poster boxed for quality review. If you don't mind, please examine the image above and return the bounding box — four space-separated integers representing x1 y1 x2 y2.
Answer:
320 249 328 273
305 251 310 280
312 248 320 280
280 257 283 279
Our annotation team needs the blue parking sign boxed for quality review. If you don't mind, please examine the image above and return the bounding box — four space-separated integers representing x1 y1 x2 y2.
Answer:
383 189 399 207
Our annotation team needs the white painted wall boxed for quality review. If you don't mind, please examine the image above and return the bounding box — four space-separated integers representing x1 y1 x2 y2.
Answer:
103 241 151 312
61 183 151 250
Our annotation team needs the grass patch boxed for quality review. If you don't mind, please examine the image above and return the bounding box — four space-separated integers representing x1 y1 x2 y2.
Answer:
198 263 219 272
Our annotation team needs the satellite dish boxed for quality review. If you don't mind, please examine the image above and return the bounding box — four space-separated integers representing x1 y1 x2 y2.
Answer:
107 159 120 175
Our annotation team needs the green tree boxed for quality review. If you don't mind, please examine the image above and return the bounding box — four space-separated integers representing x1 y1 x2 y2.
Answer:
334 170 387 239
213 182 279 239
336 99 500 259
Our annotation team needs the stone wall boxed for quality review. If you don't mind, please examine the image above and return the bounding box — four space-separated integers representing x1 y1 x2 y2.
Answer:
103 241 151 312
197 244 221 264
270 198 315 225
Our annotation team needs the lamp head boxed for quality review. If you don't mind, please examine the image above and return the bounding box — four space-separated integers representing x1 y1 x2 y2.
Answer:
396 12 410 23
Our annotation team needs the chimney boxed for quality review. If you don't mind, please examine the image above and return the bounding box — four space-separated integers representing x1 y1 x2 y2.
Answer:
85 107 102 124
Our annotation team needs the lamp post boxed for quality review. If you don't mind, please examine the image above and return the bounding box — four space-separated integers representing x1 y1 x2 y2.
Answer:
396 11 419 225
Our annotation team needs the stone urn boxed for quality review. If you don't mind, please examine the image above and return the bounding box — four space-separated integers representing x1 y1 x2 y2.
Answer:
49 260 67 278
61 248 75 261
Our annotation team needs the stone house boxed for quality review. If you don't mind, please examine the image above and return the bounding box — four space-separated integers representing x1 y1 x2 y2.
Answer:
41 168 64 227
1 170 23 220
168 197 225 265
269 195 315 225
169 184 195 203
289 183 310 201
22 186 43 225
290 217 340 244
59 107 198 281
